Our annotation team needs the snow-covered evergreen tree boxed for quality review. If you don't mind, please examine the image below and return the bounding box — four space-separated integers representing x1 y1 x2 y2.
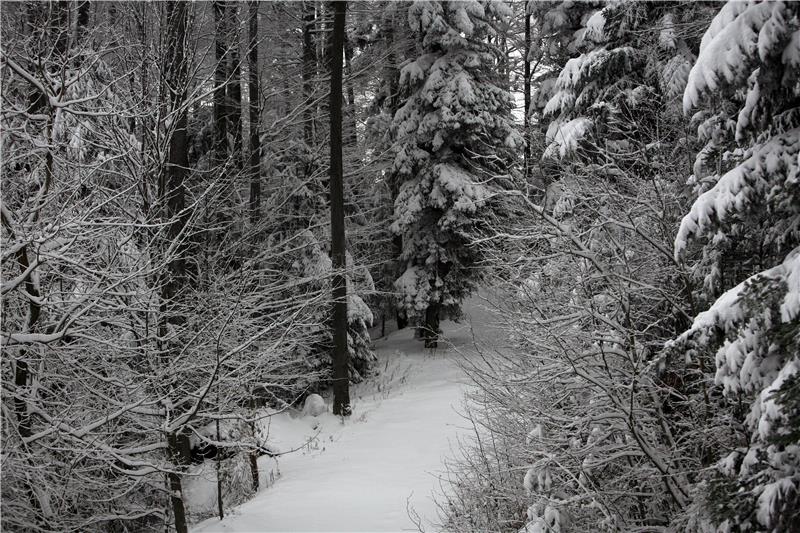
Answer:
390 0 522 347
671 1 800 529
536 1 702 162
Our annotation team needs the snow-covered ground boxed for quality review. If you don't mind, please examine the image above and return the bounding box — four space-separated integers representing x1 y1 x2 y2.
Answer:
193 295 503 533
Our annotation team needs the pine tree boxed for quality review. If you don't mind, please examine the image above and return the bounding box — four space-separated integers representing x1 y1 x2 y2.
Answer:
535 1 702 163
671 2 800 529
390 0 522 347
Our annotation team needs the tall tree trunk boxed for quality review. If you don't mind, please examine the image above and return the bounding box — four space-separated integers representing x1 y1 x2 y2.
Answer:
423 302 440 349
523 1 531 182
246 2 263 491
316 2 329 145
163 2 191 531
76 1 90 45
213 1 229 163
302 1 315 147
137 2 150 212
8 0 59 456
3 5 54 503
329 0 350 417
248 0 261 225
108 2 118 48
227 3 243 162
5 228 39 442
54 1 70 57
423 261 449 349
1 208 48 526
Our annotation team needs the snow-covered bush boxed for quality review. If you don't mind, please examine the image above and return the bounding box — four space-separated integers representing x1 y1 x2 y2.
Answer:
0 4 350 530
441 3 725 531
442 154 698 531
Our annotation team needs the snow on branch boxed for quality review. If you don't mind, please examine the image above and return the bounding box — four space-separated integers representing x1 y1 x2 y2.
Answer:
683 1 791 114
543 117 593 160
675 247 799 345
670 246 798 426
674 127 800 259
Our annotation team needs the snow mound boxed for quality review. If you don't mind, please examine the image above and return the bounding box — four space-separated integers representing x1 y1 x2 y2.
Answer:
301 394 326 417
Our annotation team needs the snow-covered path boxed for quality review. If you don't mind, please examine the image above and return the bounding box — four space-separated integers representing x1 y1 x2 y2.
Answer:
194 296 502 533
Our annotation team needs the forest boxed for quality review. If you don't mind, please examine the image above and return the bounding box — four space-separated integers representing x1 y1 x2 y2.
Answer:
1 1 798 532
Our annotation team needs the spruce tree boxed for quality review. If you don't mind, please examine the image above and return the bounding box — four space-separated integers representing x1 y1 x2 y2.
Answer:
672 2 800 529
390 0 521 347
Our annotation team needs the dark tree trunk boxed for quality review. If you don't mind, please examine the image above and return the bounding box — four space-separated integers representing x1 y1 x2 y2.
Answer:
227 3 243 161
108 2 118 48
423 261 450 348
249 450 260 492
11 250 40 440
2 2 54 495
302 1 315 147
76 1 90 45
213 1 229 163
163 2 191 531
9 1 63 447
396 294 408 329
24 4 47 112
247 2 263 488
166 432 191 533
0 213 42 441
2 208 47 527
137 2 150 211
164 39 188 301
523 1 531 181
54 1 69 57
329 0 350 417
215 417 224 519
423 302 440 349
248 0 261 224
316 3 329 146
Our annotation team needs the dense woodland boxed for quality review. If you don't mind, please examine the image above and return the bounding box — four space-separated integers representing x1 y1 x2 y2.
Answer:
1 1 798 532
